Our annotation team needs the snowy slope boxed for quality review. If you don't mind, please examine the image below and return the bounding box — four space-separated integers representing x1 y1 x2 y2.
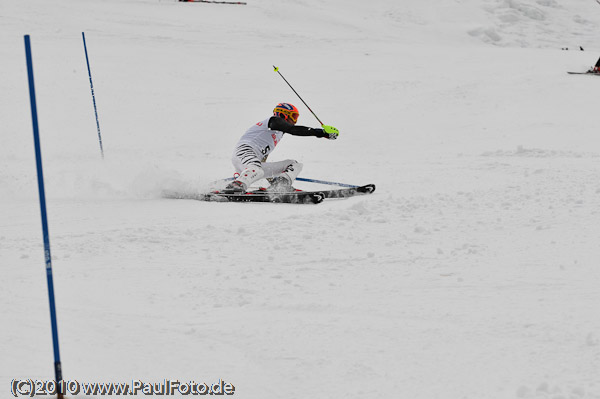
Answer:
2 0 600 398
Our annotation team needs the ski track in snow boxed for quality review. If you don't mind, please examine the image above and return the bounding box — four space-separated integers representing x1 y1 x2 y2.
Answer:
2 0 600 398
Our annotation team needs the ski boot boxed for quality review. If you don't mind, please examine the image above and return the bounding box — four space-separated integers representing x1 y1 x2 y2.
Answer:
222 180 246 194
267 176 295 193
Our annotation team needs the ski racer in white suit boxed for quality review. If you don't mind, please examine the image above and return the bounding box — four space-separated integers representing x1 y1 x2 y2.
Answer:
224 103 340 193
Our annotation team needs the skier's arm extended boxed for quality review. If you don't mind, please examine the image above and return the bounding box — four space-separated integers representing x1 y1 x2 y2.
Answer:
268 117 338 139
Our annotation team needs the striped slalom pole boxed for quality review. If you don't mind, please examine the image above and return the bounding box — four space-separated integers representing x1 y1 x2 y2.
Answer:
24 34 64 399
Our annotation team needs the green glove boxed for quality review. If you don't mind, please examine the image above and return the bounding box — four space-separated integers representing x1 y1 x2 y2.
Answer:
322 125 339 140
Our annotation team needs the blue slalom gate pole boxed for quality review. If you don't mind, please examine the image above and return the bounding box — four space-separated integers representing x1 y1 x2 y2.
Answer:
82 32 104 159
24 35 64 399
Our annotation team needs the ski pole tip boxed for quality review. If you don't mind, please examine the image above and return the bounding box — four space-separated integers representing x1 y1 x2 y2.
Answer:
273 65 279 72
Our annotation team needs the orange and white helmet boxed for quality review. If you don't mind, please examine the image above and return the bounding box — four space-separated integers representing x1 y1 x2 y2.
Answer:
273 103 299 124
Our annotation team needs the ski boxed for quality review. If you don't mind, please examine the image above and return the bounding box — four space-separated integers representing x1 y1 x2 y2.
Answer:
567 71 600 75
212 190 325 204
162 184 375 204
178 0 247 4
318 184 376 199
163 189 324 204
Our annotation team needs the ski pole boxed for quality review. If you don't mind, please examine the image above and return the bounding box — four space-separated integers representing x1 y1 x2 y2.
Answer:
219 176 358 188
82 32 104 159
273 65 324 126
296 177 358 188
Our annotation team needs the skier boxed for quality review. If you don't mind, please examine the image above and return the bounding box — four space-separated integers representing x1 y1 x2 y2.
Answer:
588 56 600 73
223 103 340 193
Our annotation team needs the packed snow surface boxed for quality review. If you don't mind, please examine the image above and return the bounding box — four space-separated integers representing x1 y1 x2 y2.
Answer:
2 0 600 398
